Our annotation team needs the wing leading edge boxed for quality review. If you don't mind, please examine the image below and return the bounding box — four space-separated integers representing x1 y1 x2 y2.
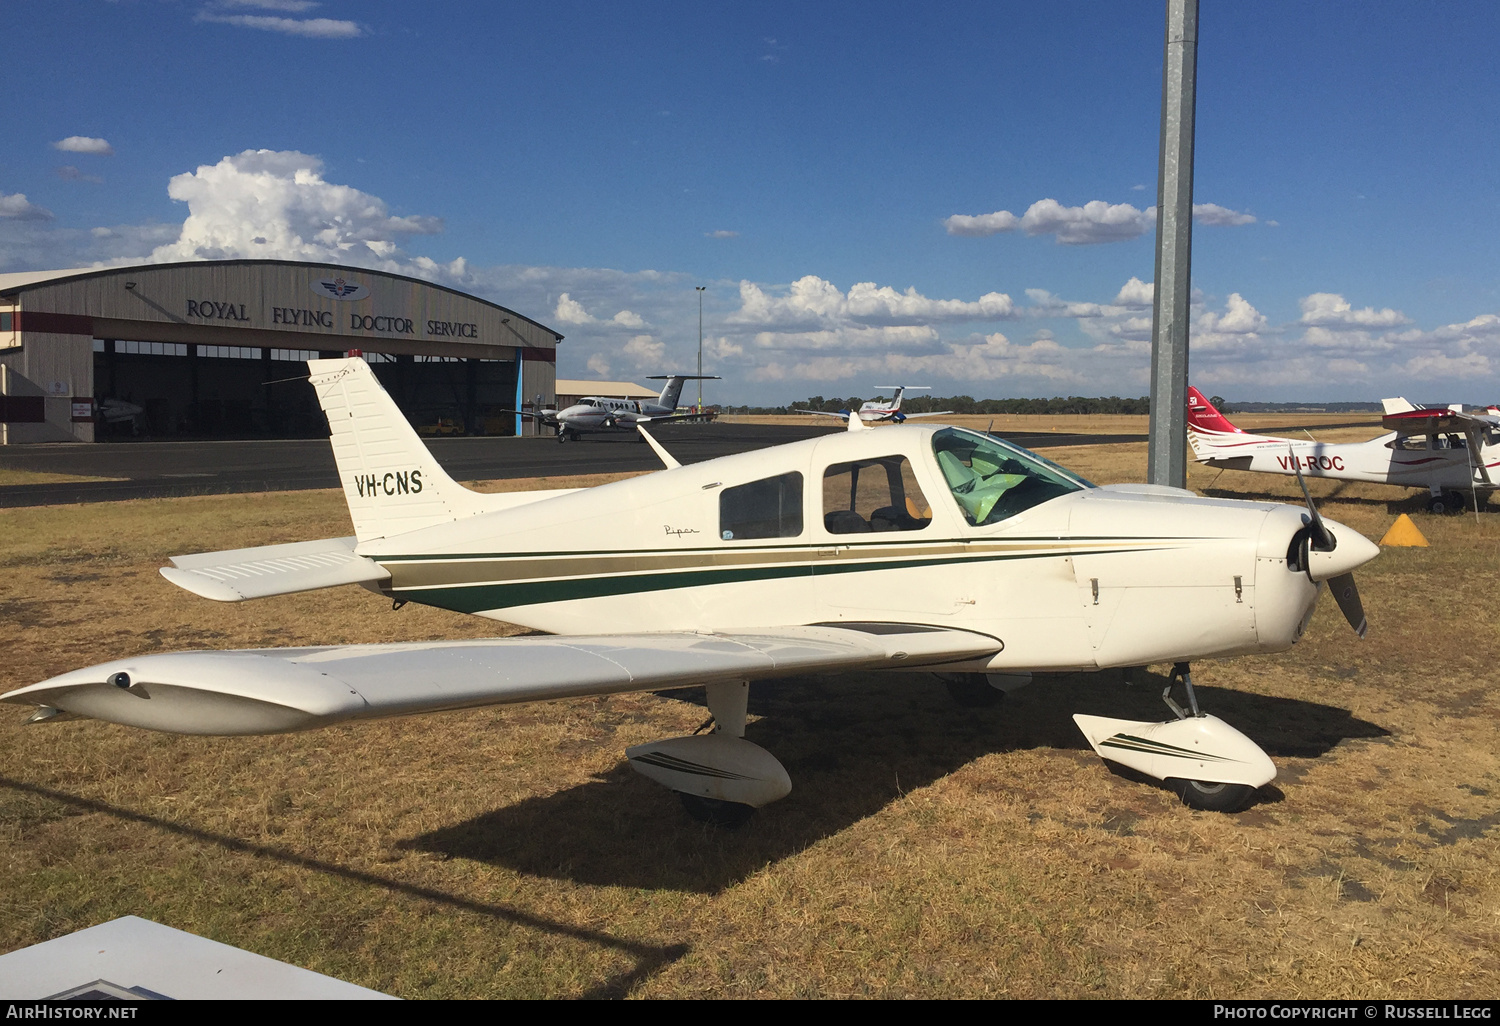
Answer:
2 624 1002 736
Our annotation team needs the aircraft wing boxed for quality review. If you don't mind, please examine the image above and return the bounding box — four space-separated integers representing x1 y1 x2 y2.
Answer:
791 409 850 419
2 624 1003 736
894 410 955 419
637 411 717 424
1381 407 1499 433
160 537 390 602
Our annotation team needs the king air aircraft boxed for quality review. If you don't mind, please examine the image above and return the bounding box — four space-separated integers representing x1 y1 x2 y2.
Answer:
1188 387 1500 515
795 386 954 424
532 374 719 442
3 360 1379 823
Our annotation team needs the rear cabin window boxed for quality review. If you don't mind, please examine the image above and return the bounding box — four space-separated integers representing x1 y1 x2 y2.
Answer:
931 427 1090 526
822 456 932 534
720 472 803 540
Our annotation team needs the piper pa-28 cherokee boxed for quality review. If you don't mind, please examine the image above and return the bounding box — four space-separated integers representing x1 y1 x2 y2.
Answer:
1188 387 1500 515
525 374 719 442
3 360 1379 822
795 386 954 424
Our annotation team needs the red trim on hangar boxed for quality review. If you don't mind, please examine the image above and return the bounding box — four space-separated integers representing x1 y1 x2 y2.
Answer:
519 346 557 364
15 312 95 335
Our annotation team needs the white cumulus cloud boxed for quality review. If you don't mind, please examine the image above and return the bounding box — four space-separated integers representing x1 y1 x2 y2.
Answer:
1020 198 1152 244
553 293 595 324
0 193 54 221
622 334 666 367
611 310 645 328
705 229 739 239
943 210 1020 237
1193 202 1256 226
1299 293 1411 328
586 353 611 377
195 4 363 38
1114 277 1154 306
730 275 1015 330
147 149 442 264
52 136 114 156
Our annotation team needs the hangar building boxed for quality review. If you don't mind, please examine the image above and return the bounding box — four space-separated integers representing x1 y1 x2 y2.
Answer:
0 260 561 443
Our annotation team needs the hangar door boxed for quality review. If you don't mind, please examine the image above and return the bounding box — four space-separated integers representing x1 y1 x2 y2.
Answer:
93 342 518 440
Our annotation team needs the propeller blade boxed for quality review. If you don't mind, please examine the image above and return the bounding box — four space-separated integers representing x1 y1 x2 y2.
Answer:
1289 445 1334 551
1327 572 1367 639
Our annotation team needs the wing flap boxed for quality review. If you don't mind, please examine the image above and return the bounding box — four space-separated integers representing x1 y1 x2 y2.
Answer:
2 624 1002 735
161 537 390 601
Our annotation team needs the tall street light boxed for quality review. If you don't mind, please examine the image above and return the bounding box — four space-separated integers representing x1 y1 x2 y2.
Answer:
696 286 706 412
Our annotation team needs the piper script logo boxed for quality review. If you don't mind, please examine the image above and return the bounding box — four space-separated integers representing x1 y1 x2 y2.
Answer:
312 277 370 302
353 469 424 498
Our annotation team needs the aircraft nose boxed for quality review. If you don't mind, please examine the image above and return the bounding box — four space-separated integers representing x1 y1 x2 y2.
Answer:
1304 515 1380 582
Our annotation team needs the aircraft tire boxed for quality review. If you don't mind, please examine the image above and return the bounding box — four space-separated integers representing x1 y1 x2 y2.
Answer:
1428 492 1465 515
1169 778 1255 813
940 673 1003 708
557 428 572 444
678 793 755 828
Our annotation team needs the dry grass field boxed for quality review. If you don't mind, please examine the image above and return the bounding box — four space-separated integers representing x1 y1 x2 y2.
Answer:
1 443 1497 999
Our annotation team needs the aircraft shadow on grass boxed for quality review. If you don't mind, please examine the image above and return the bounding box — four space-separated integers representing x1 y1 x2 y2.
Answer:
401 669 1387 895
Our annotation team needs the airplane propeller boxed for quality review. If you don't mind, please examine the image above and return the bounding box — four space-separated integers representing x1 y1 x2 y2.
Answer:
1289 445 1368 639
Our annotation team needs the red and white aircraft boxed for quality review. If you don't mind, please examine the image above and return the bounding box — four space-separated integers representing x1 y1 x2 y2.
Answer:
1187 387 1500 514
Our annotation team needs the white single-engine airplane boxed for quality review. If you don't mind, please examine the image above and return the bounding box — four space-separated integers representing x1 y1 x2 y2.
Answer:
1188 387 1500 514
795 386 954 424
3 360 1379 822
522 374 720 442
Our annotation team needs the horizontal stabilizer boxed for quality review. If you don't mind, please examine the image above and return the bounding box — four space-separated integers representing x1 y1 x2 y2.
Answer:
161 537 390 602
3 624 1002 735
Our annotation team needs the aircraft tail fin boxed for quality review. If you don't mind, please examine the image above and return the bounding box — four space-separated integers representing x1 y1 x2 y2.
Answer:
309 358 489 543
1382 397 1416 414
1186 387 1276 460
646 374 719 412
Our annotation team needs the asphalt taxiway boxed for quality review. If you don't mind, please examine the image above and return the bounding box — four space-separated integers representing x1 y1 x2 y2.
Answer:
0 423 1143 507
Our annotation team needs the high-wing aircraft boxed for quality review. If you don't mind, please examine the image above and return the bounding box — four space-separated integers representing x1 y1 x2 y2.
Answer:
2 360 1379 823
795 386 954 424
522 374 720 442
1188 387 1500 514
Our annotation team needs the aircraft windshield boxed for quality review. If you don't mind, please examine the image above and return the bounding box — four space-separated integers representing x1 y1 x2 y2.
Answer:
931 427 1092 526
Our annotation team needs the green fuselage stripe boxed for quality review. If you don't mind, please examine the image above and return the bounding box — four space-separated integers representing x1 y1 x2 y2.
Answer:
387 546 1165 615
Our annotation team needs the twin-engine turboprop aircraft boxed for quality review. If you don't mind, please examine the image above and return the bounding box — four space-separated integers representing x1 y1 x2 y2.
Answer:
795 386 954 424
525 374 720 442
1188 387 1500 514
3 360 1380 822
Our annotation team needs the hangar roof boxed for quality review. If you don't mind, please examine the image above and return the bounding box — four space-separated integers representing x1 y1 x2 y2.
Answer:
555 379 661 399
0 259 562 356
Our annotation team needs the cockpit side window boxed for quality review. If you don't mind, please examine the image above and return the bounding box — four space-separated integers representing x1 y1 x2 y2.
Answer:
931 427 1090 526
822 456 931 534
720 472 804 540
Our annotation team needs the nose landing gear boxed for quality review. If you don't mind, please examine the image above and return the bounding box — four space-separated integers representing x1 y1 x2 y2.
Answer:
1073 662 1274 813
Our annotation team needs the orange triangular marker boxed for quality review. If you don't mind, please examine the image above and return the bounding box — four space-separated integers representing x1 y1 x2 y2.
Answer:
1379 513 1429 547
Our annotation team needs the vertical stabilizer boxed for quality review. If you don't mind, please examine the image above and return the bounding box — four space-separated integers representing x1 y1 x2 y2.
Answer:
1186 387 1277 460
308 358 489 543
654 375 687 411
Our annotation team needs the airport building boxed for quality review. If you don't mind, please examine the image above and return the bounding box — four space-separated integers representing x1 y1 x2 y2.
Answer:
0 260 561 443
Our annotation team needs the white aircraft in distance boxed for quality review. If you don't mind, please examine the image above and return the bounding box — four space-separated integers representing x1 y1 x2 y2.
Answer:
794 386 954 424
520 374 720 442
1188 387 1500 515
4 359 1379 823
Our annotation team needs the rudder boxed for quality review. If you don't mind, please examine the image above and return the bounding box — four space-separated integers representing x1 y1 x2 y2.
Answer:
309 358 488 542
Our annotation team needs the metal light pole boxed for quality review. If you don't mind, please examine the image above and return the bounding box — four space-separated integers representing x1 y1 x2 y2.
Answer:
1146 0 1199 488
696 286 706 412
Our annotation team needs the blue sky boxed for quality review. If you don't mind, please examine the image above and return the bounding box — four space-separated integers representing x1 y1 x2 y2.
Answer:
4 1 1499 405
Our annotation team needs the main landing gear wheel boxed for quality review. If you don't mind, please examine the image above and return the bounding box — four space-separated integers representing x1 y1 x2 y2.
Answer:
941 673 1003 708
1169 778 1255 813
1427 491 1466 515
678 792 755 827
